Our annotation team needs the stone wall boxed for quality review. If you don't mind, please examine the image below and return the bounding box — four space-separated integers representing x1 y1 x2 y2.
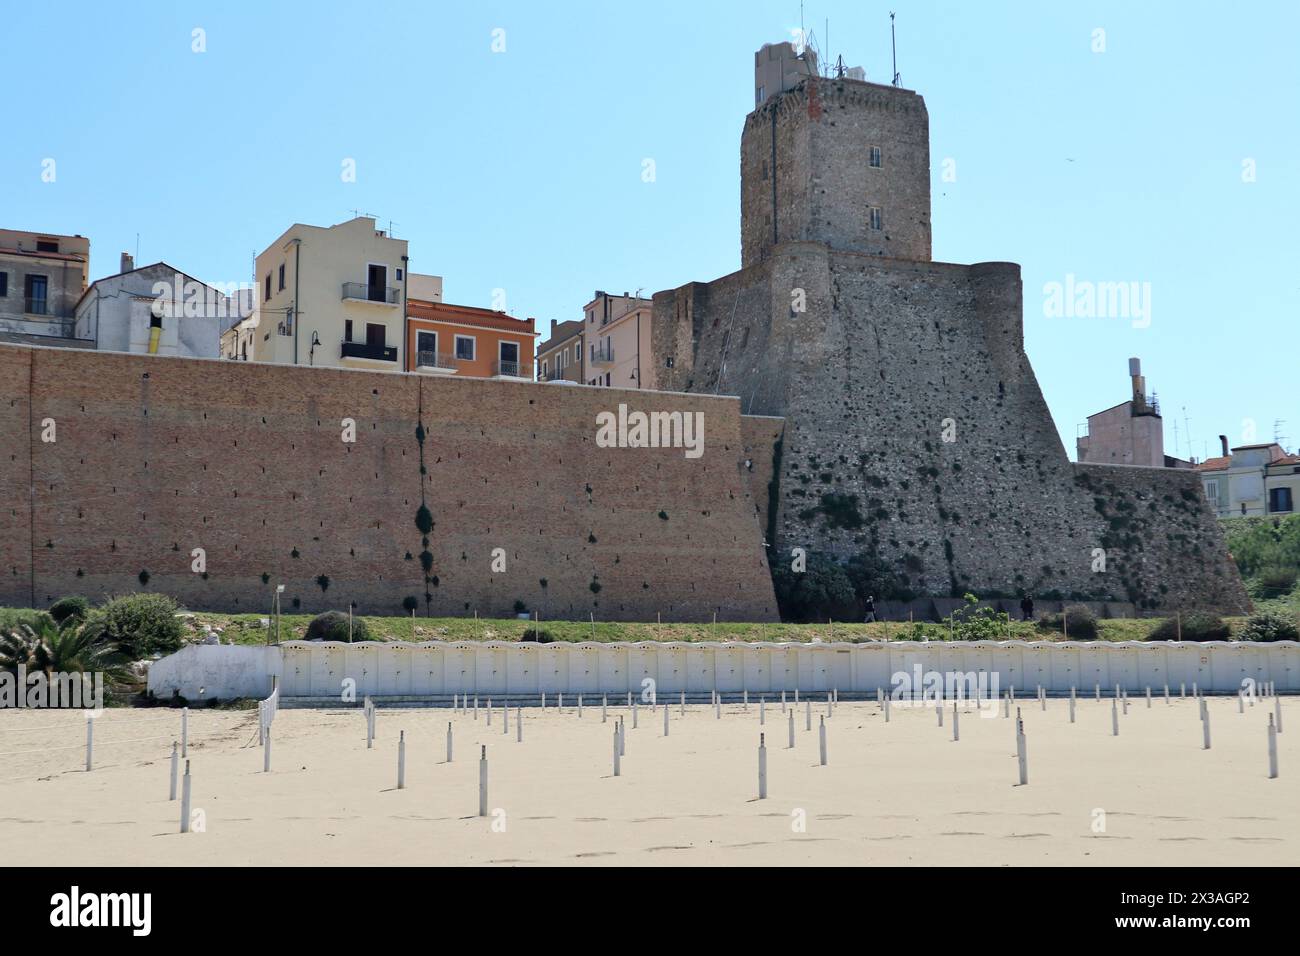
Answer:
741 78 931 268
651 247 1250 613
0 344 778 621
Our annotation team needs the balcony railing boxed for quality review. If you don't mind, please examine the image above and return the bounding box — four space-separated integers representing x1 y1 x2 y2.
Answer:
341 282 400 305
0 316 75 338
493 359 529 378
24 297 49 316
341 340 397 362
416 350 458 371
589 343 614 365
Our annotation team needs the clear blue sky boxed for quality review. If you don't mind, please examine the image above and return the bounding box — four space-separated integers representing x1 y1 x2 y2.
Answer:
5 0 1297 460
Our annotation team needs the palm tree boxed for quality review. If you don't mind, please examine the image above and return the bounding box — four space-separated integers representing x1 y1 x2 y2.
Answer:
0 616 133 701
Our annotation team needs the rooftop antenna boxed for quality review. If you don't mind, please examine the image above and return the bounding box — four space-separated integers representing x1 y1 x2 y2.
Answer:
1275 419 1290 448
1182 406 1193 458
890 12 901 87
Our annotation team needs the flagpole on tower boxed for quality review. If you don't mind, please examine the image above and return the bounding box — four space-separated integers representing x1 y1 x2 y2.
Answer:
891 12 901 87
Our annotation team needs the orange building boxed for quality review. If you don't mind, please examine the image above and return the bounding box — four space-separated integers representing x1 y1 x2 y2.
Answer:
406 299 537 380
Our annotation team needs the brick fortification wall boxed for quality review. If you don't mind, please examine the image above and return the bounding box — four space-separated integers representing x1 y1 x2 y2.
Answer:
0 344 777 621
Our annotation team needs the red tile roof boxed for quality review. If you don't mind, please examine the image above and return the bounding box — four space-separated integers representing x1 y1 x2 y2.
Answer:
407 299 536 335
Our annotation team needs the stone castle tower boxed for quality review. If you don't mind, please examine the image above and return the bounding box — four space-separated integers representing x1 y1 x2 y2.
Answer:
741 43 931 266
650 45 1247 612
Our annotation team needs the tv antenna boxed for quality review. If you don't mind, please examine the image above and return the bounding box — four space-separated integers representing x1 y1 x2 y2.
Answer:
890 12 902 87
1275 419 1290 448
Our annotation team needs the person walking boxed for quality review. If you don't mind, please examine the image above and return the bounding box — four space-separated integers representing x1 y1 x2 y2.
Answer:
1019 593 1034 622
863 594 877 623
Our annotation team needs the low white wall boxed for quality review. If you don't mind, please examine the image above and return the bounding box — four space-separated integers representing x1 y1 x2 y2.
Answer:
147 644 279 701
269 640 1300 701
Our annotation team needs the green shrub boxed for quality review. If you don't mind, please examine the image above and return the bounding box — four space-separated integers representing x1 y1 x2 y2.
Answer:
1036 603 1099 640
1252 566 1298 598
947 593 1012 641
520 627 554 643
771 555 856 622
49 595 91 626
100 593 185 658
304 611 373 642
0 608 56 636
402 596 419 614
1239 609 1300 643
1223 514 1300 578
1147 611 1231 642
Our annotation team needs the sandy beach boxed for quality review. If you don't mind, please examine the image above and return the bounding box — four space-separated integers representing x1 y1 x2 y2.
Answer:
0 695 1294 866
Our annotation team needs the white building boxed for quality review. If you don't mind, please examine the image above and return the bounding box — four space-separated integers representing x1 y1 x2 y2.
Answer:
249 216 411 370
75 255 251 358
1198 439 1300 518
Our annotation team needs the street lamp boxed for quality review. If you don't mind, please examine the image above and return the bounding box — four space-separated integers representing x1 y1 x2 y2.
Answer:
273 584 285 645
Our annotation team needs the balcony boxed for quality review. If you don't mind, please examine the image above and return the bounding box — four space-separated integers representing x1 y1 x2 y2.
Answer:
341 282 400 305
492 359 531 380
589 343 614 366
341 340 397 362
416 350 459 374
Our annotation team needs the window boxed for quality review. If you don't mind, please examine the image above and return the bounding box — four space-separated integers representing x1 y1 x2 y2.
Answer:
396 268 403 280
869 206 882 231
574 343 581 363
264 274 271 301
869 146 882 168
365 323 385 347
345 319 354 342
499 340 520 371
36 239 58 253
416 330 437 357
278 264 285 291
1270 487 1294 514
455 335 475 361
605 373 611 386
541 360 548 377
1205 480 1219 502
24 275 48 315
755 85 765 106
0 272 7 297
